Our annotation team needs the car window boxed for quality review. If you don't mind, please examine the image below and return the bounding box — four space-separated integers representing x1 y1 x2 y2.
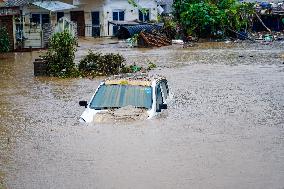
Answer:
156 84 163 111
90 84 153 109
160 80 169 100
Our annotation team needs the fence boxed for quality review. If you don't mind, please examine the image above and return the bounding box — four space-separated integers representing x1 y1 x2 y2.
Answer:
82 24 100 37
15 19 102 49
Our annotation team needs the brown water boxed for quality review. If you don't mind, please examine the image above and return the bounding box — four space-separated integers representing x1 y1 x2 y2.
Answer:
0 40 284 189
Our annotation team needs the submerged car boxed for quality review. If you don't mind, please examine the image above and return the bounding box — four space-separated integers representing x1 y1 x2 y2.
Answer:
79 74 170 123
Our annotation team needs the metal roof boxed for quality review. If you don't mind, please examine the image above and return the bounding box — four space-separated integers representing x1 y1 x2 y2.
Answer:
0 0 28 7
117 24 163 39
32 1 76 12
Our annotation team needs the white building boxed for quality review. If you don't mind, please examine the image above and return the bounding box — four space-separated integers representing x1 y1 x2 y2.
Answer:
1 0 158 50
56 0 158 36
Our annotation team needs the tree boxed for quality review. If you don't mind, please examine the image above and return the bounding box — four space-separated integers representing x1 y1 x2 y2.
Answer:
43 30 78 77
173 0 255 38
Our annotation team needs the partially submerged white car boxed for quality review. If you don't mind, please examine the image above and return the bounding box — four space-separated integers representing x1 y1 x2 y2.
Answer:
79 74 169 123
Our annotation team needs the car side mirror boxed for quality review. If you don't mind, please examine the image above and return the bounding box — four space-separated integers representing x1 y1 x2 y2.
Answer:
79 101 88 108
159 104 167 110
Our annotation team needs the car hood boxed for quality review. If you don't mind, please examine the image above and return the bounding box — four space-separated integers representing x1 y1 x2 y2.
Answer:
94 106 149 123
80 105 149 123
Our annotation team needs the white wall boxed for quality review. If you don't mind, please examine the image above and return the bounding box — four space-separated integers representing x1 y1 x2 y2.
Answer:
23 5 59 25
64 0 158 36
62 0 104 36
102 0 158 36
23 0 158 37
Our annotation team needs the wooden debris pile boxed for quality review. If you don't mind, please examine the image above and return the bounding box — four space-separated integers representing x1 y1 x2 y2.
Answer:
137 32 172 48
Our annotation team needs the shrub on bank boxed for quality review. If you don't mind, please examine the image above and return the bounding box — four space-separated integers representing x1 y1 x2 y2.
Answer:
79 50 125 76
78 50 157 77
42 31 156 78
43 30 78 77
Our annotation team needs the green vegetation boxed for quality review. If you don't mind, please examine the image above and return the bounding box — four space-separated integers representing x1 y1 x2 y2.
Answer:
0 27 10 53
78 50 156 77
173 0 255 38
160 16 178 39
42 30 78 77
127 0 148 14
42 31 157 78
79 50 126 76
129 33 139 47
147 62 157 70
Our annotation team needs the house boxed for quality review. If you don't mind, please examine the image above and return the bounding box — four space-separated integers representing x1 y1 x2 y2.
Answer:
23 0 159 37
0 0 76 50
1 0 158 50
59 0 158 37
0 0 22 50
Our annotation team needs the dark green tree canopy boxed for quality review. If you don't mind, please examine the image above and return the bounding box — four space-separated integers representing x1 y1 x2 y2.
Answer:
173 0 255 37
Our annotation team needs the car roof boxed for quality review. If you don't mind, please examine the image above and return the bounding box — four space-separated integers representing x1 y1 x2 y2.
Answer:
104 73 166 87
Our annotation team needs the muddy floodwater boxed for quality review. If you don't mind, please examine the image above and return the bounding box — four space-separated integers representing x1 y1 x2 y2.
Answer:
0 39 284 189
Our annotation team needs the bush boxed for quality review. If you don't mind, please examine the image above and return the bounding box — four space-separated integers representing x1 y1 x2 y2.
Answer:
43 30 77 77
79 50 126 76
160 15 178 39
79 50 156 76
0 27 10 52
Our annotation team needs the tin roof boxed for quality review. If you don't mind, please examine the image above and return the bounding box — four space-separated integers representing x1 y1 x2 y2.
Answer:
0 0 28 7
117 24 163 39
32 1 76 12
0 0 75 9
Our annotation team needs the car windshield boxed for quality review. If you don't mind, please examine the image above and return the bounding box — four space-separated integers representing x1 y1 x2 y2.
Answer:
90 84 153 109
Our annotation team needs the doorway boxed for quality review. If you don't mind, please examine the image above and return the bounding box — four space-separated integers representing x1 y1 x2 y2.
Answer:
70 11 85 36
91 11 100 37
0 15 14 50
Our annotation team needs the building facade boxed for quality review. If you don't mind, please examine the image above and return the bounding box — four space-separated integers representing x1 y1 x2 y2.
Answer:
157 0 173 15
61 0 158 36
0 0 158 50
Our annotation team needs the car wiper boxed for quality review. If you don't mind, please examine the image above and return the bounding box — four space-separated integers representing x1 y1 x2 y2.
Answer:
104 107 120 109
94 107 120 110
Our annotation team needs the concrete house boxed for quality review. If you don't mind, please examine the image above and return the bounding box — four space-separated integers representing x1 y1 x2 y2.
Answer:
26 0 159 37
0 0 77 50
60 0 158 37
0 0 158 50
0 0 23 50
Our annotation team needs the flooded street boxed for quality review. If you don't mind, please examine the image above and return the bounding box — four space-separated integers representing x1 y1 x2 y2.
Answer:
1 39 284 188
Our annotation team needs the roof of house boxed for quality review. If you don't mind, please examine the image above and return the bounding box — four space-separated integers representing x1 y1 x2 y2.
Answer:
32 1 76 11
0 0 29 7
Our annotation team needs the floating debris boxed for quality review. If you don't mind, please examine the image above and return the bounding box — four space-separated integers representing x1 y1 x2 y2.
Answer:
137 31 171 48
